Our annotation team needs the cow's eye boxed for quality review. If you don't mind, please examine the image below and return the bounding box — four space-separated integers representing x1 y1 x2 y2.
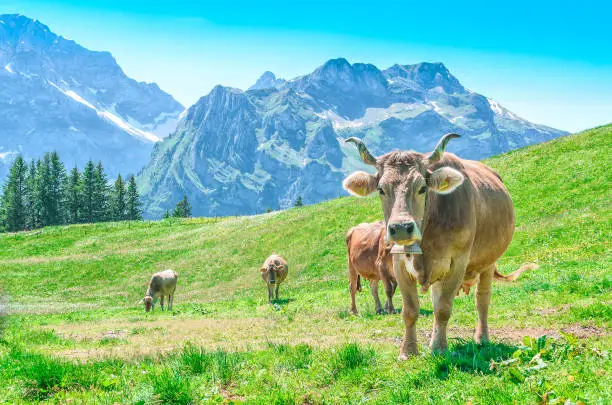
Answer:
377 186 385 196
418 186 427 195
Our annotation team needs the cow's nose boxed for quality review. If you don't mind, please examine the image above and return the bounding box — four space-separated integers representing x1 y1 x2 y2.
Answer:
389 221 414 234
387 221 419 244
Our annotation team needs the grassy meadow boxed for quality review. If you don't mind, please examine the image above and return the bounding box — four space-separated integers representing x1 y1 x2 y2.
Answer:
0 125 610 404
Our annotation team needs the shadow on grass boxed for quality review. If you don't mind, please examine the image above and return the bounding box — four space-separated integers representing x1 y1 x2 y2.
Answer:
270 298 295 306
419 308 433 317
434 339 518 379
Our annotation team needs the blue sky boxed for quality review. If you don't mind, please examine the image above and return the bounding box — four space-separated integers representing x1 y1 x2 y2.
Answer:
4 0 611 132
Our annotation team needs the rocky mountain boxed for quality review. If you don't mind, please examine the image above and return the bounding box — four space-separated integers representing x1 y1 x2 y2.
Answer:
138 58 567 218
0 14 184 180
248 71 286 90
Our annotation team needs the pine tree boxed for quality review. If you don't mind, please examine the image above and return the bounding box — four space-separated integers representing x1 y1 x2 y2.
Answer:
47 152 66 226
81 160 96 223
126 176 143 221
294 196 303 207
172 195 192 218
163 210 170 219
111 174 127 221
64 166 82 224
24 159 40 230
37 153 53 227
0 156 28 232
92 162 109 222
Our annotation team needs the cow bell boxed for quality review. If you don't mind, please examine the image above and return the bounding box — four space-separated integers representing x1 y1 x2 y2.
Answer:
390 243 423 255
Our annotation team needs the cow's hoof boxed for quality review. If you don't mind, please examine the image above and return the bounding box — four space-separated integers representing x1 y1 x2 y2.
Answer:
398 350 418 360
430 345 448 355
474 335 489 345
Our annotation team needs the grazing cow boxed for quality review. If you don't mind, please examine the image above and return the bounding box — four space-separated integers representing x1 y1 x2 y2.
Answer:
143 269 178 312
343 133 536 358
346 221 397 314
261 254 289 302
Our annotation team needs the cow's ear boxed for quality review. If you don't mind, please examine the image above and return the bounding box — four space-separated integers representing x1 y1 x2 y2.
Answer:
343 171 378 197
260 267 266 273
427 167 464 194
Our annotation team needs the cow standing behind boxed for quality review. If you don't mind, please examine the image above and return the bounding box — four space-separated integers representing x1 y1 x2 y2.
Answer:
346 221 397 314
143 269 178 312
343 133 536 358
260 254 288 303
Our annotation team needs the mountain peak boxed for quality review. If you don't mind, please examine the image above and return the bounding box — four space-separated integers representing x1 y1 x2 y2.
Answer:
0 14 185 182
0 13 46 27
383 62 465 94
248 71 286 90
321 57 351 68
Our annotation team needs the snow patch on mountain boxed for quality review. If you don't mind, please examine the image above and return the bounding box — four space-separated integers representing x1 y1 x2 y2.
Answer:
49 81 160 142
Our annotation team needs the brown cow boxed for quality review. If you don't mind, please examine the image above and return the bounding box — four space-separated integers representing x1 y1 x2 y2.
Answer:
346 221 532 315
260 254 289 303
143 269 178 312
346 221 397 315
343 133 536 358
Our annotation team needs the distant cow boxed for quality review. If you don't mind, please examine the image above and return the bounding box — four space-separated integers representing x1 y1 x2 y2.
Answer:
143 269 178 312
346 221 397 315
343 133 537 358
260 254 288 303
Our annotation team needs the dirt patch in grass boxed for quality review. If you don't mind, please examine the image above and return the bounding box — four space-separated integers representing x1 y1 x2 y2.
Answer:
535 304 570 317
46 314 608 361
491 324 607 341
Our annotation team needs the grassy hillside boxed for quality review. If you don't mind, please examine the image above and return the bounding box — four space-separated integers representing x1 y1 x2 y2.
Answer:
0 125 610 404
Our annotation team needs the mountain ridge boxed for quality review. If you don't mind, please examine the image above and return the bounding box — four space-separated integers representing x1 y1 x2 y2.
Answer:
0 14 184 179
137 58 568 218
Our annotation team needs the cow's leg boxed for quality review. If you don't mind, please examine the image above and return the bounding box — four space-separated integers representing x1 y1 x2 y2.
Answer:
430 257 467 353
168 295 173 311
475 265 494 344
369 280 383 314
381 277 395 314
275 283 280 300
267 284 273 303
349 265 359 315
160 296 165 311
393 255 419 359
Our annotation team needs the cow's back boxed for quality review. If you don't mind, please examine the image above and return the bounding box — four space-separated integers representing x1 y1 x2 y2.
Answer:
263 254 289 283
463 160 515 270
151 270 178 295
422 154 515 277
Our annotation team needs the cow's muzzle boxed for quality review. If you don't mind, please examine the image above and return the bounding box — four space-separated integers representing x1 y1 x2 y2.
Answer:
387 220 421 245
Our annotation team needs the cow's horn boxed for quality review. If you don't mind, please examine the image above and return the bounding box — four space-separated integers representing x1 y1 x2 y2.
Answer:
428 133 461 163
344 137 377 166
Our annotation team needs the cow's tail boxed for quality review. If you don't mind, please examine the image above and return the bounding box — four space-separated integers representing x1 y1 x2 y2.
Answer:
494 263 539 282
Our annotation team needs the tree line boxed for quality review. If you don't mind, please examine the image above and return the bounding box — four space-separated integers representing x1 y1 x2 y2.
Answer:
0 152 142 233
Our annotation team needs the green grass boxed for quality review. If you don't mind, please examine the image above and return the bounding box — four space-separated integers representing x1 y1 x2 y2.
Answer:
0 125 610 403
